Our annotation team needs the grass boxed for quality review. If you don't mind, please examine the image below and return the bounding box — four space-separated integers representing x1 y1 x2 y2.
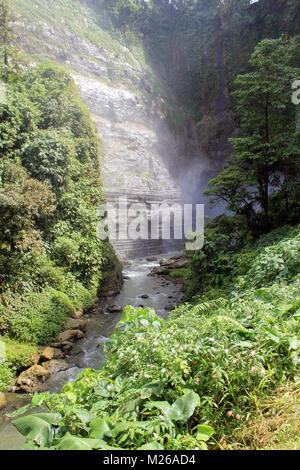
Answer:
223 382 300 450
169 267 191 280
0 338 39 391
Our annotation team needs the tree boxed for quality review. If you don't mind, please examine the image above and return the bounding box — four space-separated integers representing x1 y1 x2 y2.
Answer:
0 0 14 67
0 162 56 254
205 37 300 233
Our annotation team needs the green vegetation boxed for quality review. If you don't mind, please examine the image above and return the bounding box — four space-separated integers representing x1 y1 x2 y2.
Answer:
10 225 300 449
205 37 300 233
0 0 299 452
0 5 121 390
0 338 39 391
224 381 300 450
11 0 154 91
98 0 300 116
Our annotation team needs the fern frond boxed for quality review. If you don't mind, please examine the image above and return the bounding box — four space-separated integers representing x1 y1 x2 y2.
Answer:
191 298 227 315
202 315 249 334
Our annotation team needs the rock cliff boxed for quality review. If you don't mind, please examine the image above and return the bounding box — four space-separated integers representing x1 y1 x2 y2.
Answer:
13 0 183 258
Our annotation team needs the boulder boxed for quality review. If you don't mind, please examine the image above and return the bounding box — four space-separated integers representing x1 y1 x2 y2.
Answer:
52 348 64 359
40 347 55 362
58 329 84 343
148 266 168 276
41 359 69 374
31 351 40 365
150 255 190 276
171 257 190 269
67 318 87 331
159 258 168 266
0 392 7 409
160 255 190 269
106 305 122 313
61 341 74 354
16 365 50 393
140 294 149 299
71 308 83 319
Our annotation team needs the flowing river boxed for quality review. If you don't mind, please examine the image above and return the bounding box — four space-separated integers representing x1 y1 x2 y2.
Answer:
0 254 184 450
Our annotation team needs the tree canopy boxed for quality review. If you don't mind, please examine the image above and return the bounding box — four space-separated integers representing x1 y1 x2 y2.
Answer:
204 37 300 233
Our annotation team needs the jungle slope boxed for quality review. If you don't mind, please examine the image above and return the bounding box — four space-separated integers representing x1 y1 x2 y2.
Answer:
0 60 122 392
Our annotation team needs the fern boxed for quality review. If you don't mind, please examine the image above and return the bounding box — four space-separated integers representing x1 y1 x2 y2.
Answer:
201 315 249 335
190 298 227 316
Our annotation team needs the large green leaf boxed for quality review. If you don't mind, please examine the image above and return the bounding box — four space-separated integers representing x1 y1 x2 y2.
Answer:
6 404 31 418
73 408 94 425
56 434 122 450
172 390 199 421
90 417 113 439
146 401 181 421
12 414 56 446
30 413 62 425
146 390 200 423
55 435 94 450
139 382 163 399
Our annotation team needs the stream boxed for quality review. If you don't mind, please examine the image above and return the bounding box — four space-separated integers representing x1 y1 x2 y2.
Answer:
0 254 184 450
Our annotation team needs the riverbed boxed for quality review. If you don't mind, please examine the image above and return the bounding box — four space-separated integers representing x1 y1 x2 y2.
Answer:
0 254 184 450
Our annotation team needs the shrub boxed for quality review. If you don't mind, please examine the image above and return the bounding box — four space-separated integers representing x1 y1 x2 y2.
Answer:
52 236 80 268
0 364 14 392
3 289 70 344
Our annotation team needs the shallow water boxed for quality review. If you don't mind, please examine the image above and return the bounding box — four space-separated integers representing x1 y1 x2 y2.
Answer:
0 254 183 449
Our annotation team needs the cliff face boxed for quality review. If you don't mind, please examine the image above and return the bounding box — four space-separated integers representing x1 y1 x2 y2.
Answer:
13 0 183 258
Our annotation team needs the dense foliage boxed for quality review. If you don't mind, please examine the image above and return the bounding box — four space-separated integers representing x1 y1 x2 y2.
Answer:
97 0 300 119
10 226 300 449
204 37 300 233
0 54 121 388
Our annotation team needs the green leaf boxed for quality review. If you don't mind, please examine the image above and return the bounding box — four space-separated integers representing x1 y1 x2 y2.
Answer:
73 408 94 425
146 400 180 421
146 390 200 423
94 380 112 397
12 414 55 446
56 434 121 451
195 425 215 442
6 404 31 418
172 390 200 421
90 417 113 439
55 434 93 450
255 289 272 303
30 413 62 425
289 336 300 351
31 393 49 408
137 441 164 450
